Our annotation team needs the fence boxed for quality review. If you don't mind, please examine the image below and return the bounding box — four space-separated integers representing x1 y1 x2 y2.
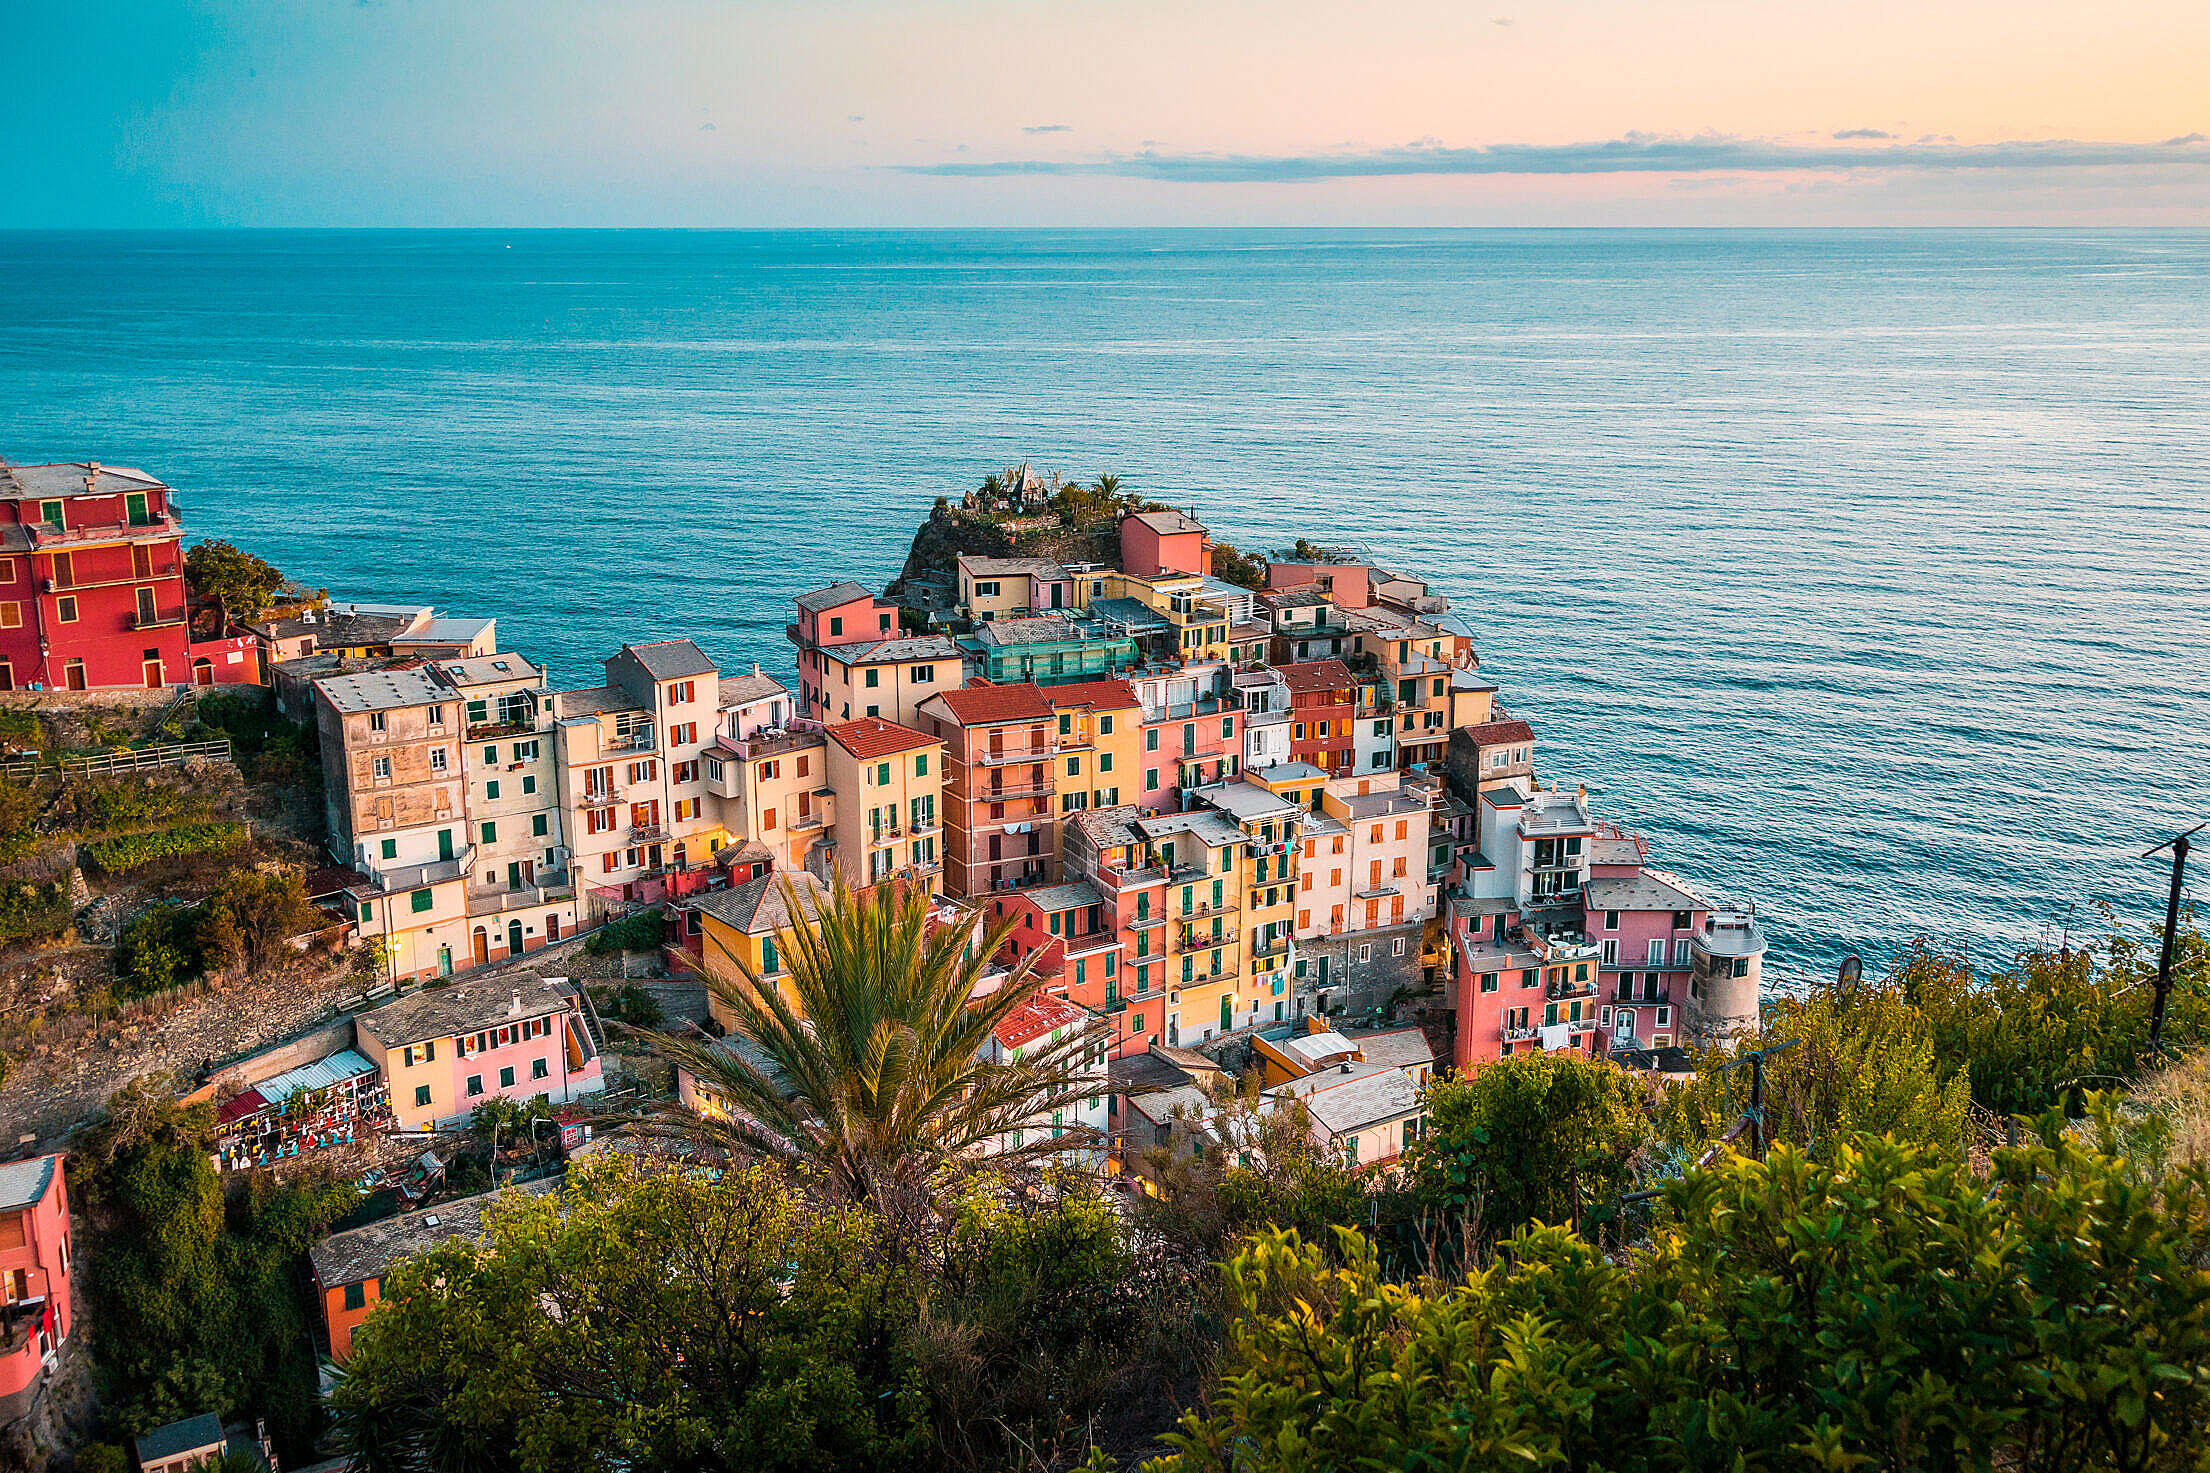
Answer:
2 738 233 782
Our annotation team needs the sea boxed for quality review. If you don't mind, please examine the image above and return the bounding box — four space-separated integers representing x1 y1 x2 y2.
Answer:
2 229 2206 987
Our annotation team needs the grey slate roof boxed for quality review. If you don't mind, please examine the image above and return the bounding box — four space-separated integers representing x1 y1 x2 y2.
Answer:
1585 871 1704 914
354 973 580 1049
624 639 717 680
687 870 827 936
794 580 874 613
0 1154 57 1211
717 670 791 708
315 666 447 714
133 1413 226 1464
308 1178 560 1288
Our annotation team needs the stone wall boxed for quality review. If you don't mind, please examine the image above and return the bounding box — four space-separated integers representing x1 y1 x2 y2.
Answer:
1295 921 1427 1022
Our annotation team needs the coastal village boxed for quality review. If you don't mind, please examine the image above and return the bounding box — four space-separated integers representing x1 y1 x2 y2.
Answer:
0 458 1771 1468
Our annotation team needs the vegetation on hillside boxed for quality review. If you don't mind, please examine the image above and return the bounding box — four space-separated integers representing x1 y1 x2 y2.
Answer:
184 540 289 622
69 1081 354 1462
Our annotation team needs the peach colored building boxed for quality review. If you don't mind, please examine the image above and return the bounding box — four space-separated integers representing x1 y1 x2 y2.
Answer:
355 973 605 1130
916 682 1061 897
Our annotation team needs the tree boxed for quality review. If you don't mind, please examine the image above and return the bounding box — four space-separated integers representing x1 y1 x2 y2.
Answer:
184 540 287 621
330 1154 930 1473
650 878 1105 1219
1092 473 1121 499
1155 1106 2210 1473
69 1081 353 1460
1657 984 1973 1163
198 868 319 977
1406 1050 1651 1244
1206 541 1267 592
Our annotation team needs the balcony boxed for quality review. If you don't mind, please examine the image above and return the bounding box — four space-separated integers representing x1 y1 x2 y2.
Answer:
1175 926 1234 952
1548 977 1600 1000
468 717 538 741
130 604 188 630
30 514 180 546
867 824 904 848
1250 935 1292 960
1503 1025 1542 1043
978 743 1058 767
981 778 1054 801
608 729 657 754
629 824 671 845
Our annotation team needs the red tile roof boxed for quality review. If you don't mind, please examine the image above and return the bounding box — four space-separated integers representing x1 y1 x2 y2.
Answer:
1044 678 1140 711
825 716 939 761
994 992 1092 1050
1277 658 1356 694
929 681 1056 726
1458 718 1534 746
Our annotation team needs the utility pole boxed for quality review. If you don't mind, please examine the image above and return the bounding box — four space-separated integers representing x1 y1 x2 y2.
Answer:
2144 822 2203 1056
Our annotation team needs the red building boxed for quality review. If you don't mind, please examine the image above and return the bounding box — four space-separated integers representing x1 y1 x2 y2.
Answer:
1277 659 1358 775
0 1155 73 1432
0 463 190 691
1118 509 1210 579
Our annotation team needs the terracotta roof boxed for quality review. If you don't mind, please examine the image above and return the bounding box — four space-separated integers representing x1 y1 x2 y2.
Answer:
1459 718 1535 746
826 716 938 761
994 993 1092 1050
1044 678 1140 711
1276 658 1356 694
926 682 1055 726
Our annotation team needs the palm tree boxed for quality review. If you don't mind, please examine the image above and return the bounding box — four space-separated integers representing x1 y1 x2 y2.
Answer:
1092 473 1122 498
650 878 1104 1216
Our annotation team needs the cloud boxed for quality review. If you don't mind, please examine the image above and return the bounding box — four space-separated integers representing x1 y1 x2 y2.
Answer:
1833 128 1892 140
2166 132 2208 145
1023 123 1072 135
899 130 2210 182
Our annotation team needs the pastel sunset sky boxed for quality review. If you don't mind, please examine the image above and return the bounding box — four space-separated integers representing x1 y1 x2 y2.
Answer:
8 0 2208 226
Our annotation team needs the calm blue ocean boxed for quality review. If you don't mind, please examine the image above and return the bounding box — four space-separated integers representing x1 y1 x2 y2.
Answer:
2 229 2206 983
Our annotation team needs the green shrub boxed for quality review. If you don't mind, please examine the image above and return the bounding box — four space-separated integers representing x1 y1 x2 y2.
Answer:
57 775 210 836
585 910 666 956
115 904 206 1000
84 822 246 875
0 881 71 944
0 775 39 863
1157 1106 2210 1473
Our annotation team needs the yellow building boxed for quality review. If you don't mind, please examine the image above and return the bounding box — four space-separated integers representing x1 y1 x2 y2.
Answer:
823 717 944 891
704 730 831 876
1131 806 1247 1046
1097 571 1235 664
1046 679 1143 816
1197 779 1306 1029
689 870 830 1027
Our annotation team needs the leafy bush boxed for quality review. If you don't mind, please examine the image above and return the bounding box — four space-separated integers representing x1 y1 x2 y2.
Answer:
184 540 287 621
0 774 38 862
197 868 320 976
84 822 246 875
601 982 664 1029
1208 540 1268 590
585 909 666 956
114 904 207 1000
0 881 71 944
1157 1106 2210 1473
196 692 321 791
55 774 210 836
1406 1049 1653 1245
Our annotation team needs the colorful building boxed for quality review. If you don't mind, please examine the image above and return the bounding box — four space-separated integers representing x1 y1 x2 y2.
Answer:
354 974 606 1130
689 869 830 1024
1277 659 1358 775
968 615 1140 687
917 682 1061 897
1118 508 1209 579
823 716 944 890
0 462 190 691
0 1156 71 1432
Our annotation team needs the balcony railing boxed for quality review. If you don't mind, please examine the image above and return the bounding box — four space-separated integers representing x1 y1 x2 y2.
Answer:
978 743 1058 767
982 778 1054 801
130 605 188 630
1547 977 1600 1000
629 824 671 845
1503 1025 1542 1043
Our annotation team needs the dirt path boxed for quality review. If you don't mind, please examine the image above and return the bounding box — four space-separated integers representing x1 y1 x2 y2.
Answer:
0 962 354 1148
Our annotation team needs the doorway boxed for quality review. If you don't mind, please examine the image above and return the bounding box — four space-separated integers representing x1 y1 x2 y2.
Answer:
546 914 560 943
192 659 213 686
437 945 453 978
471 927 489 967
437 829 455 862
64 661 87 691
141 659 163 690
507 919 524 955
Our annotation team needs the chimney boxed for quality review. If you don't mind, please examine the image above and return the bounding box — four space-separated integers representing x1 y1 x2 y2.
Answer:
752 662 761 678
83 462 101 493
510 991 523 1017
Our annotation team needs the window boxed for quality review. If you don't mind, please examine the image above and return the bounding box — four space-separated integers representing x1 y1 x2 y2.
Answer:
1604 910 1620 931
483 745 498 764
429 747 448 773
467 1075 484 1096
1602 938 1618 965
343 1279 367 1310
480 821 497 844
499 1066 516 1088
369 711 387 733
1480 971 1498 993
514 739 539 761
380 838 397 860
522 774 536 795
875 761 891 785
1145 729 1159 751
1655 1006 1672 1026
670 722 698 745
485 779 500 801
414 1085 431 1108
37 500 62 528
410 888 433 914
914 752 928 776
1392 936 1406 956
913 664 934 683
532 1057 548 1079
829 616 844 636
1358 943 1372 963
55 595 77 623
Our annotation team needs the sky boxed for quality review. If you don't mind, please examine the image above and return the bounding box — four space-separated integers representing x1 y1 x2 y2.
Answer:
6 0 2209 227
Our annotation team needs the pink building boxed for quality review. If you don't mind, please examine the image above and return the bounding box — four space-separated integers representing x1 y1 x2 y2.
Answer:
0 1155 73 1432
787 580 900 721
1119 509 1210 579
1138 701 1243 812
1263 555 1373 611
354 974 606 1130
